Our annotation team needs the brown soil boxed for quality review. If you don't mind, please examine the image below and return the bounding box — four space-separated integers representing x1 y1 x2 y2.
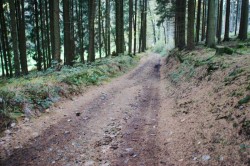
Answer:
0 52 249 166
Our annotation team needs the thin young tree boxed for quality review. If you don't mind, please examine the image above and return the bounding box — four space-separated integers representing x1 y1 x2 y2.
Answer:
235 0 240 35
196 0 202 43
201 0 207 41
98 0 102 59
53 0 61 63
133 0 137 55
88 0 96 62
128 0 133 55
106 0 111 57
224 0 230 41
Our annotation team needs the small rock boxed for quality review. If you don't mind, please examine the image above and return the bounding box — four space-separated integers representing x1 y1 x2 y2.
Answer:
239 106 244 110
84 160 95 166
125 148 134 153
32 132 39 137
219 156 224 161
52 161 56 164
4 130 11 135
160 161 167 165
202 155 211 161
76 112 81 116
24 117 30 122
67 119 72 122
64 131 70 134
193 157 198 161
10 123 16 128
110 144 118 150
132 154 138 158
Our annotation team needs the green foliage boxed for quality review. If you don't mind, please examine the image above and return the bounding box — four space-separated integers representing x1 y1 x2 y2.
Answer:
170 60 195 83
0 56 138 122
153 42 168 56
224 68 244 85
238 95 250 105
231 90 244 97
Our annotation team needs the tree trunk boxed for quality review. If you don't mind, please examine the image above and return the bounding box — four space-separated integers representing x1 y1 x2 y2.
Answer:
17 0 28 75
0 39 4 77
217 0 223 43
53 0 61 62
34 0 42 70
187 0 195 50
45 0 52 67
78 0 84 63
0 2 10 77
201 0 207 41
196 0 202 43
106 0 111 57
224 0 230 41
235 0 239 35
134 0 137 55
238 0 249 40
207 0 216 47
148 5 156 44
88 0 96 62
49 0 55 60
98 0 102 59
176 0 186 49
162 23 167 44
63 0 72 65
9 0 20 76
128 0 133 55
142 0 147 51
115 0 124 54
39 0 46 70
1 3 13 77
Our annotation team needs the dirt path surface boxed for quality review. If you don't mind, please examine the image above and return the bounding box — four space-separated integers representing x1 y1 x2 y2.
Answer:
0 54 171 166
2 52 246 166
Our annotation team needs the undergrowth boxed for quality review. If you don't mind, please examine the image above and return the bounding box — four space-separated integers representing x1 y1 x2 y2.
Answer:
167 40 250 141
0 55 139 131
153 41 169 56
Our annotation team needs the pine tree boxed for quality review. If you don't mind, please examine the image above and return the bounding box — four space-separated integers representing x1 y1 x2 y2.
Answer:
207 0 216 47
187 0 195 50
9 0 21 76
88 0 96 62
238 0 249 40
115 0 125 54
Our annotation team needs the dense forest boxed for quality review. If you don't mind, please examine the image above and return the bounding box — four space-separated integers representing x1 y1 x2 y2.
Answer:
0 0 248 77
1 0 250 165
0 0 150 77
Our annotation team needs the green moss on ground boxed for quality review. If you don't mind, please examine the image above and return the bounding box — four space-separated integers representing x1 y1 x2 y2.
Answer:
0 55 140 130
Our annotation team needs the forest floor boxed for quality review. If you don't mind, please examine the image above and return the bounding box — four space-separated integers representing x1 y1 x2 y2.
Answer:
1 43 250 165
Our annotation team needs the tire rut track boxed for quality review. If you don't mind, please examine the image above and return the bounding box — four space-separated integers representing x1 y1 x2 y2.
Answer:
0 54 164 166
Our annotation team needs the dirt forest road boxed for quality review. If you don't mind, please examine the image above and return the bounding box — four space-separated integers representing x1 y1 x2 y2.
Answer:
1 54 178 166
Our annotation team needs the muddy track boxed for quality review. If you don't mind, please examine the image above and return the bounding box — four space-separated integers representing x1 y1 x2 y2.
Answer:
0 54 163 166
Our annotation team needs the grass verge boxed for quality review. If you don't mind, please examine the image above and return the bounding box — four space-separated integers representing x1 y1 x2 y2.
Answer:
0 55 140 133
